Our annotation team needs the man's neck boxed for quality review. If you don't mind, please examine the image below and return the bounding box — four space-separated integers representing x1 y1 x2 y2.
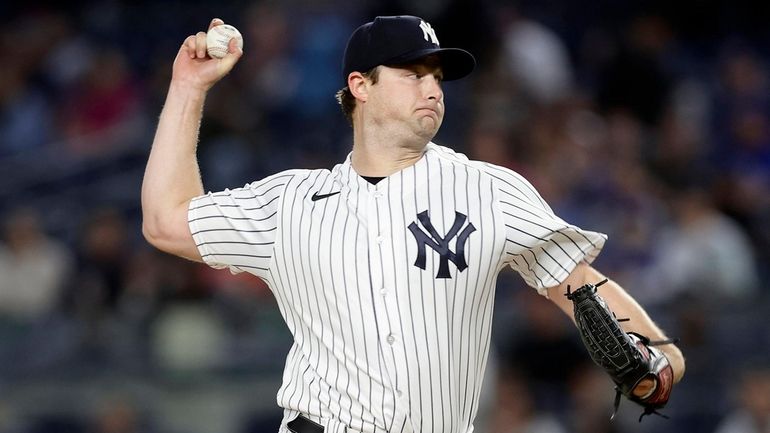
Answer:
350 124 429 177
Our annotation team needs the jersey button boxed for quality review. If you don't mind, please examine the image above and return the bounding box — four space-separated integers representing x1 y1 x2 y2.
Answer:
386 334 396 345
375 235 384 244
373 191 383 199
379 288 388 296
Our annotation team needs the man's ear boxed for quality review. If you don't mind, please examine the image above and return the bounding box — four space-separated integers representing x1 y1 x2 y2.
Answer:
348 72 368 102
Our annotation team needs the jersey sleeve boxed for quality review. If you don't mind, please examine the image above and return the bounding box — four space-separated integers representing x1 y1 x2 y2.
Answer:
188 171 295 278
489 164 607 294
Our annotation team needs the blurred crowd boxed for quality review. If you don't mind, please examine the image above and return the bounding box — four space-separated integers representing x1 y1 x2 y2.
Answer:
1 1 769 432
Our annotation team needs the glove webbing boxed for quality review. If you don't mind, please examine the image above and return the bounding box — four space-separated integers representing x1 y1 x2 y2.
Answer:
611 340 680 421
621 332 679 422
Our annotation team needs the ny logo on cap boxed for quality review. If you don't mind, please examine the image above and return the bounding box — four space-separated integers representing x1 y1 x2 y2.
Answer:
419 20 440 45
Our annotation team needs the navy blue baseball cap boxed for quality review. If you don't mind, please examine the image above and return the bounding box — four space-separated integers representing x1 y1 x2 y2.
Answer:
342 15 476 85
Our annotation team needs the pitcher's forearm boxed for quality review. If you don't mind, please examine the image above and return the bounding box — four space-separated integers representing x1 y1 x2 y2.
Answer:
142 82 208 231
548 263 686 383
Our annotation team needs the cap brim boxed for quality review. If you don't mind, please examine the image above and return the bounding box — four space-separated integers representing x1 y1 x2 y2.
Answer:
384 47 476 81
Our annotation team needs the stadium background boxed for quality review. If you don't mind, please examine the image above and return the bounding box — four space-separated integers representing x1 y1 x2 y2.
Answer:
0 0 768 432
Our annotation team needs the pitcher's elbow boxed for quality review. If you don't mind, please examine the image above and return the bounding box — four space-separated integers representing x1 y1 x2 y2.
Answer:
142 216 167 249
141 221 175 257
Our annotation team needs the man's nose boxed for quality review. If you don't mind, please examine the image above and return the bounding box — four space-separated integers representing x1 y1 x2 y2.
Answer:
424 76 443 101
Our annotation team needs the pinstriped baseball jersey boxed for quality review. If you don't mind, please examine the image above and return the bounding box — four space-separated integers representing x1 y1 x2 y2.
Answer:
188 142 607 433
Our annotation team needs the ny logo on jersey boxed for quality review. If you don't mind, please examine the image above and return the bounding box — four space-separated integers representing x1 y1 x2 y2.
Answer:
408 210 476 279
419 20 440 45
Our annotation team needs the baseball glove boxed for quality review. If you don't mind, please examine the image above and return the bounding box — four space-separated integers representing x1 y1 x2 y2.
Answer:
566 279 675 421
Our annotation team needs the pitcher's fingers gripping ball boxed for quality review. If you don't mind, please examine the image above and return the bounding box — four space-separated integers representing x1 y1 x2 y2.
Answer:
207 24 243 58
566 280 676 421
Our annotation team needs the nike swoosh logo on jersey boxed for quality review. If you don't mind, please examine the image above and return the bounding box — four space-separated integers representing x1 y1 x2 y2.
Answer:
311 191 341 201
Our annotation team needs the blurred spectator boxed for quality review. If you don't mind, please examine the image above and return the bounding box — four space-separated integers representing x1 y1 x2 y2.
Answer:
151 300 228 374
58 46 146 156
0 207 78 379
42 13 95 95
500 9 574 105
650 90 713 189
0 62 55 156
642 185 759 305
236 1 299 136
70 208 130 312
714 366 770 433
0 207 72 322
63 207 132 356
713 46 770 173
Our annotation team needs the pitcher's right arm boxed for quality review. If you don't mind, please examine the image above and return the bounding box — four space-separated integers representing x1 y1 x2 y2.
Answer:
141 18 243 261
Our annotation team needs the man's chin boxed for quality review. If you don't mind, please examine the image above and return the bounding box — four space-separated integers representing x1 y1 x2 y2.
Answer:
416 129 438 143
417 119 441 140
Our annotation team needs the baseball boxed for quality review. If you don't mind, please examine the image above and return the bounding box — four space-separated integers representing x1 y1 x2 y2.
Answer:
206 24 243 59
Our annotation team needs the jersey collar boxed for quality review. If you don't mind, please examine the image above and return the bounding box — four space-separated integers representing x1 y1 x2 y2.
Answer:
337 142 437 194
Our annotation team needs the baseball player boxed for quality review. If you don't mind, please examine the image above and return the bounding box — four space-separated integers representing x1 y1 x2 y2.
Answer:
142 15 685 433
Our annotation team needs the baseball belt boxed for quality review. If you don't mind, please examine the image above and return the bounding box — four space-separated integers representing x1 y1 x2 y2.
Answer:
287 415 325 433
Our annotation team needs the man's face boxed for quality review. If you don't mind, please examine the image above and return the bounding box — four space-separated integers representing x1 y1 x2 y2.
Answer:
364 58 445 142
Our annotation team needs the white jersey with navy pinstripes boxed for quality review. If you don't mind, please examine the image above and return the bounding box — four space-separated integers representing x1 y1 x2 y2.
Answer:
188 142 607 433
